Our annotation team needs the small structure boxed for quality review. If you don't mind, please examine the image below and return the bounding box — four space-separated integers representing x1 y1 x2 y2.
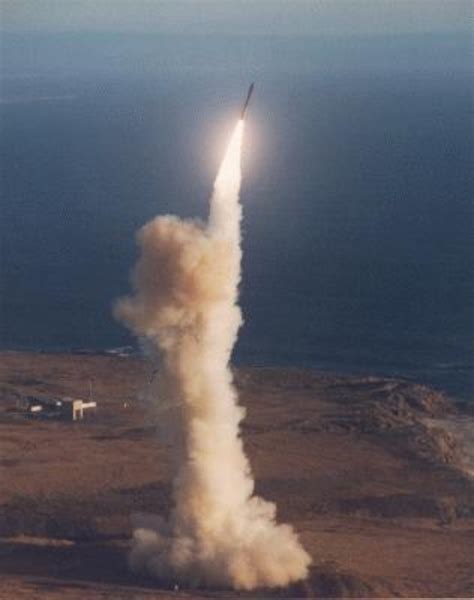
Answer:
16 395 96 421
61 398 97 421
16 395 61 415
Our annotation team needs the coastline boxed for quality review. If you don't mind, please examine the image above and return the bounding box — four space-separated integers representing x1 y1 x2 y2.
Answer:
1 342 472 401
0 351 473 597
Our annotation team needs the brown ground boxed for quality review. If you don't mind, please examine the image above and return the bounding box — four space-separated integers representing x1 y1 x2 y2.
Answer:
0 351 473 598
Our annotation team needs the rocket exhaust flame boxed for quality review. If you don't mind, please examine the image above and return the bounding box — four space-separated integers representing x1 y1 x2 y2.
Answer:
115 117 310 590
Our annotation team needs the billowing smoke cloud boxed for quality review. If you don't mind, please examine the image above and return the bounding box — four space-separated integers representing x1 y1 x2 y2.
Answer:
115 120 311 590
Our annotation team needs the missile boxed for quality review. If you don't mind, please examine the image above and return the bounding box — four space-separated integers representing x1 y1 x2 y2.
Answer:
240 83 255 120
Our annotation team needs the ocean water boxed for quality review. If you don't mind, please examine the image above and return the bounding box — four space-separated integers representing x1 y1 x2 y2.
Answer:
1 34 472 399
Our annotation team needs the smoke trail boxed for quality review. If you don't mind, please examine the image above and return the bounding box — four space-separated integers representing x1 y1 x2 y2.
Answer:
115 119 311 590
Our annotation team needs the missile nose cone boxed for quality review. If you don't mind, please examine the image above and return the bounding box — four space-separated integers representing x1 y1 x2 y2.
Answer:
241 83 255 120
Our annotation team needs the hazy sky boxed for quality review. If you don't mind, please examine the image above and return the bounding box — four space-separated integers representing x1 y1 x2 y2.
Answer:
2 0 472 35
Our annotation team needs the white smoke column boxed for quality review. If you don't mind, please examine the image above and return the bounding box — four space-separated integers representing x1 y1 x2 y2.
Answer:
115 119 311 590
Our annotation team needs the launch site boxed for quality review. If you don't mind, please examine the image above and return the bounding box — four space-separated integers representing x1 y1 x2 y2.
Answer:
1 1 473 598
1 351 473 597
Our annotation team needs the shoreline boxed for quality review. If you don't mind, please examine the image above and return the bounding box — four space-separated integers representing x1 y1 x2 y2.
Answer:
1 344 472 401
1 351 473 597
1 349 472 481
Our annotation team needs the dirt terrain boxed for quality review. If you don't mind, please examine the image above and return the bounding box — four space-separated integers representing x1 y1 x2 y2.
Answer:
0 351 473 598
